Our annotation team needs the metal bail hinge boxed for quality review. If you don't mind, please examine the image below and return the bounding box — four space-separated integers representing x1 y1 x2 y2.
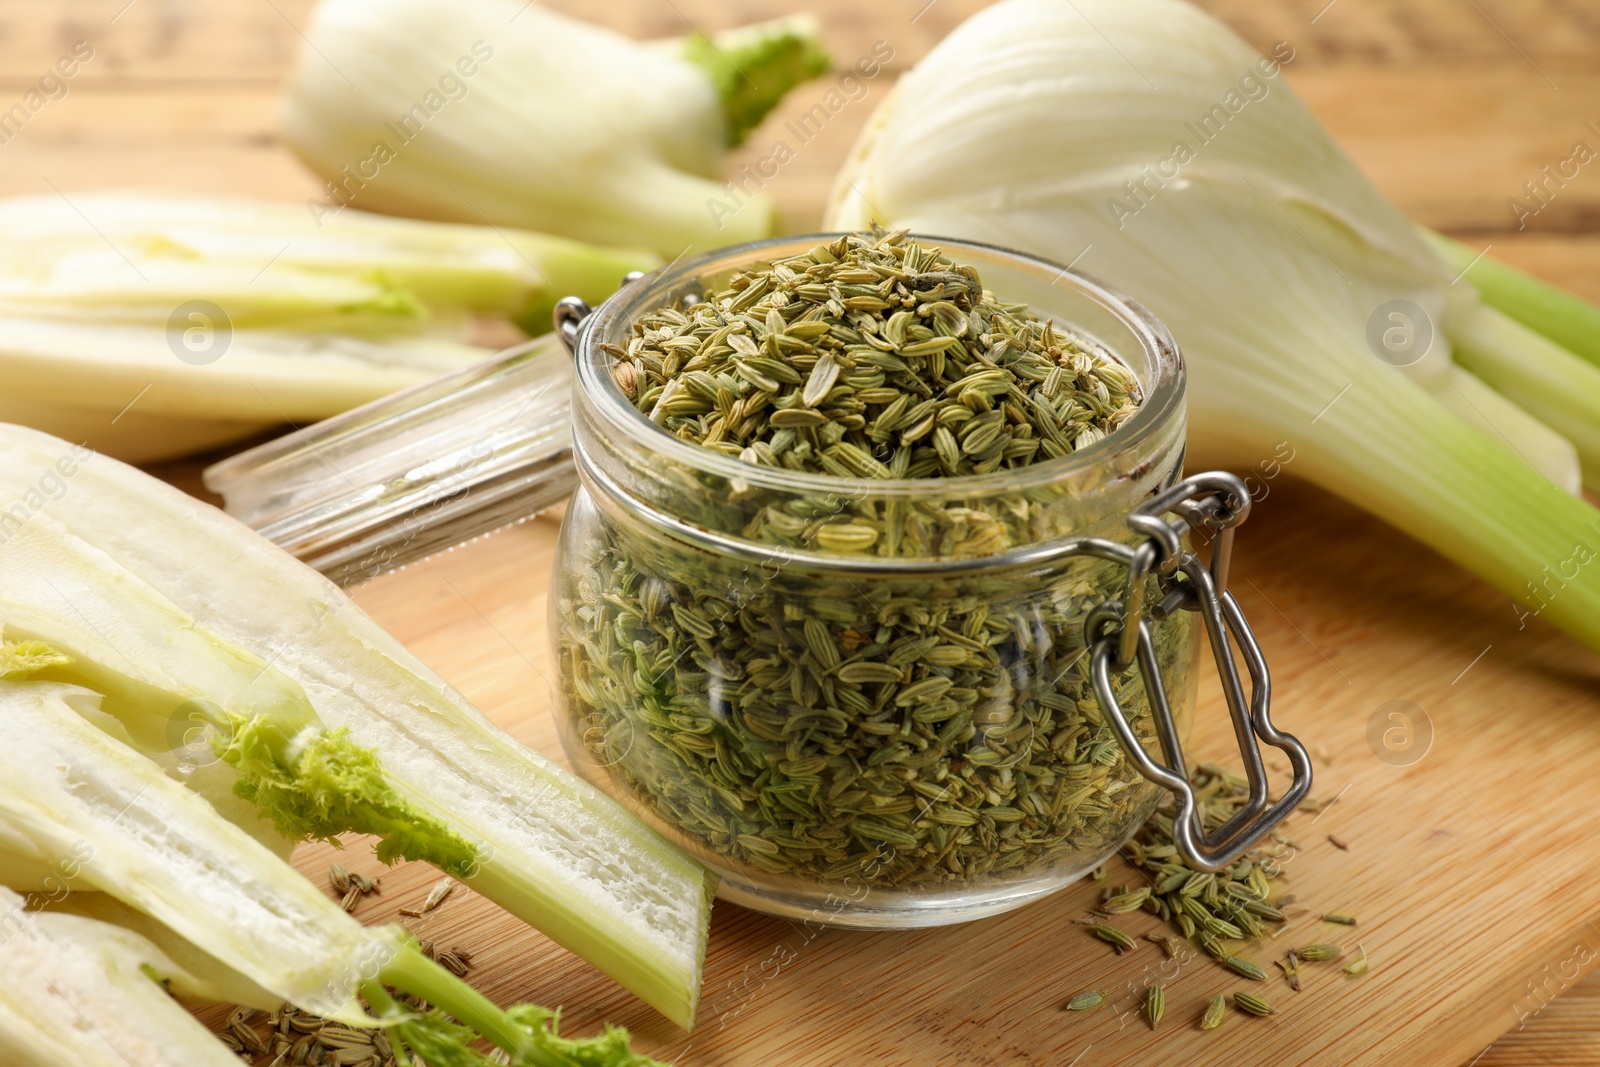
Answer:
1087 472 1313 874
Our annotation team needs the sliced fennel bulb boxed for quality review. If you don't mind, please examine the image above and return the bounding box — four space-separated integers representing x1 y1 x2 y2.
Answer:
281 0 827 257
0 682 668 1063
0 422 713 1029
43 891 283 1011
827 0 1600 652
0 191 653 335
0 679 401 1022
0 525 480 876
0 318 489 464
0 191 657 463
0 886 246 1067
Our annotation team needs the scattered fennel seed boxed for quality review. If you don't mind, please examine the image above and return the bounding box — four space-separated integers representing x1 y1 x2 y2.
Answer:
1091 924 1138 954
1146 933 1178 957
1201 994 1228 1031
1323 913 1358 926
1146 985 1165 1029
1297 944 1343 962
435 948 474 978
1066 990 1107 1011
1344 944 1371 977
1122 764 1290 948
1100 887 1151 914
1225 956 1267 981
1234 992 1276 1017
1327 834 1349 851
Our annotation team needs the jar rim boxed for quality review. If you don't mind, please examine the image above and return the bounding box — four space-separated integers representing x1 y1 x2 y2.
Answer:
574 232 1186 501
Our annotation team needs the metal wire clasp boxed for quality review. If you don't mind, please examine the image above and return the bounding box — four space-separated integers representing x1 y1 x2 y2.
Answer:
1087 472 1313 873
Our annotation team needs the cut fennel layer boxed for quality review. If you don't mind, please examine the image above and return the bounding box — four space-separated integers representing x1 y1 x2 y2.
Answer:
0 422 714 1029
0 679 400 1022
43 892 283 1011
0 886 244 1067
0 679 667 1064
0 521 477 875
0 190 660 464
0 317 493 464
0 191 658 333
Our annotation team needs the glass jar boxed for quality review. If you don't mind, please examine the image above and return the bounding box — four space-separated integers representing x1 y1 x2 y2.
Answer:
550 235 1198 927
204 233 1311 930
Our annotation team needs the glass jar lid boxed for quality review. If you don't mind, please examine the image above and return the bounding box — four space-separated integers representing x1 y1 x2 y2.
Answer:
202 336 575 587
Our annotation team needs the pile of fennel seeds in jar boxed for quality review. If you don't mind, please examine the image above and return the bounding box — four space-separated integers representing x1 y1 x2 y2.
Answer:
609 226 1140 480
564 226 1173 888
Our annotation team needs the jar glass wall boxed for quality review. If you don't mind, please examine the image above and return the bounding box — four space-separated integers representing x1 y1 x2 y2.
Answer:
552 235 1197 927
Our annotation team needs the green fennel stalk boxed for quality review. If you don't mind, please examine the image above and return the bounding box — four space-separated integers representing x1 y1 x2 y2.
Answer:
1426 231 1600 369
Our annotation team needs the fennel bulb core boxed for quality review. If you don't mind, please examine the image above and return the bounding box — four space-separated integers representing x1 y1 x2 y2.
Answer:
826 0 1600 654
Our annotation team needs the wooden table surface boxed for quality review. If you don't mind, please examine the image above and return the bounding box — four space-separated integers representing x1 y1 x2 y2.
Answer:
7 0 1600 1063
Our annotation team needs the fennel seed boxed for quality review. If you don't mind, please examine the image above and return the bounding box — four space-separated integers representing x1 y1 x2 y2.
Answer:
1145 933 1178 957
1146 985 1165 1029
1323 913 1358 926
1234 992 1276 1017
1066 989 1107 1011
1225 955 1266 981
1327 834 1348 851
613 226 1140 482
1091 923 1138 954
315 1028 373 1049
1201 994 1228 1031
1296 943 1343 962
232 1020 269 1055
436 948 474 977
1344 944 1370 977
1100 887 1151 914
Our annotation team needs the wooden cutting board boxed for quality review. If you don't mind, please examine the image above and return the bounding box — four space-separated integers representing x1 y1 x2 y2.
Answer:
285 474 1600 1067
5 0 1597 1060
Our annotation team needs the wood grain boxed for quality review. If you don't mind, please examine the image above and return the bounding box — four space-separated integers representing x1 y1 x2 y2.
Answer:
328 479 1600 1067
4 0 1600 1063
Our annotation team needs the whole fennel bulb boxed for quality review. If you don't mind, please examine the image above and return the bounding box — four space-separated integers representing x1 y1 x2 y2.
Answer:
282 0 828 258
828 0 1600 653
